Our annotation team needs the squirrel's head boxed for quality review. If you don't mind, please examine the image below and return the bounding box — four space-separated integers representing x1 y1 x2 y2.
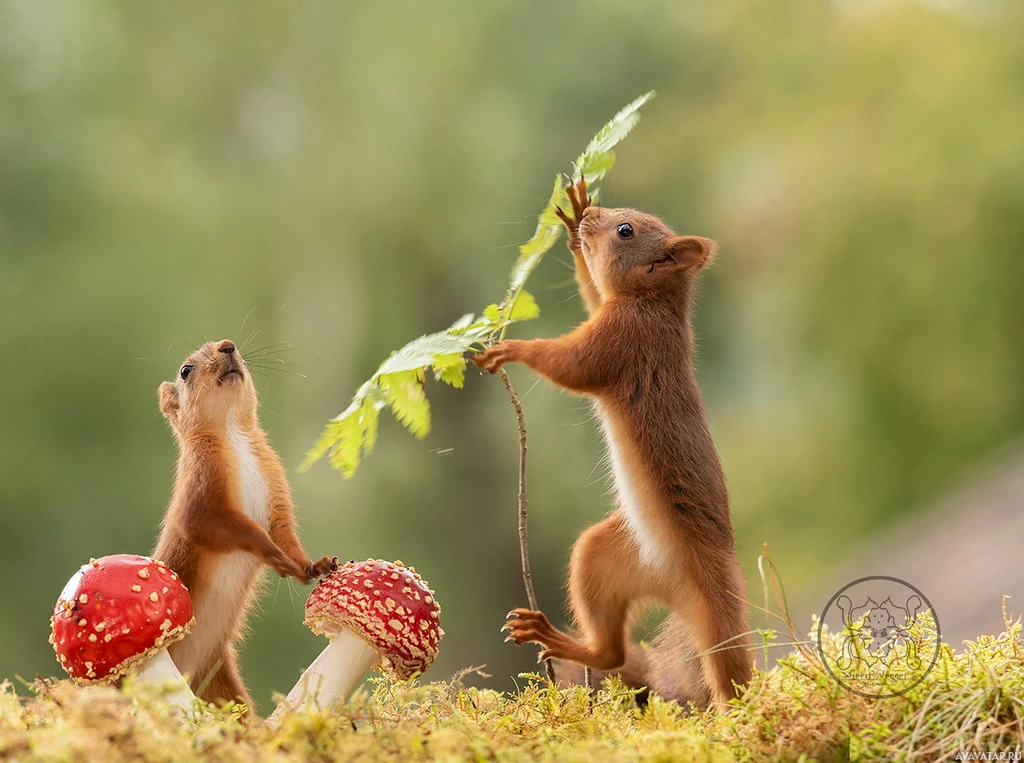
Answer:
578 206 715 301
158 339 258 436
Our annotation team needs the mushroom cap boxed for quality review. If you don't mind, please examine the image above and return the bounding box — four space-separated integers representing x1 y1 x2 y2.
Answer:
304 559 443 681
50 554 194 684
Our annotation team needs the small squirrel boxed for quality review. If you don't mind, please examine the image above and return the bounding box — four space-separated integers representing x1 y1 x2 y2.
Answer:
154 339 337 708
475 179 753 710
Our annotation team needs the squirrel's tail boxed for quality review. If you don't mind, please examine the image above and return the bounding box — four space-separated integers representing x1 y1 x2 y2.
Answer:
554 615 711 707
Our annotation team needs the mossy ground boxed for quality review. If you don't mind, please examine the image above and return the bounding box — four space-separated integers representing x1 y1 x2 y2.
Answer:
2 615 1022 762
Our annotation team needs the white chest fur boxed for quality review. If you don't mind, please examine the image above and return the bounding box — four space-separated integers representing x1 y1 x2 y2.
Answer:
596 404 667 570
172 420 272 677
225 419 271 527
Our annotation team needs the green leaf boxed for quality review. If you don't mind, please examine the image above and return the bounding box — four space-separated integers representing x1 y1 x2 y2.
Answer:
306 92 655 476
448 312 476 331
377 331 478 377
483 303 502 324
432 352 467 388
507 175 564 296
505 91 653 309
572 91 654 180
302 382 386 477
380 369 431 439
507 290 540 322
576 149 616 182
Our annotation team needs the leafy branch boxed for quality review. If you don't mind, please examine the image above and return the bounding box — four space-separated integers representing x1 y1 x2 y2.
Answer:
302 91 655 476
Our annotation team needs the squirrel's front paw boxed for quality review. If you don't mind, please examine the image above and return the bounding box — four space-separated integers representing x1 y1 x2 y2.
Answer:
271 553 308 582
554 176 592 248
473 341 522 374
309 555 340 578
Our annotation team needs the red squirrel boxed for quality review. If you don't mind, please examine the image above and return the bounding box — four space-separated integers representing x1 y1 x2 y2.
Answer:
475 179 753 710
154 339 337 708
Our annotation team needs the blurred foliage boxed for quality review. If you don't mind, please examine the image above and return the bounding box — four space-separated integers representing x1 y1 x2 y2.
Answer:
1 0 1022 717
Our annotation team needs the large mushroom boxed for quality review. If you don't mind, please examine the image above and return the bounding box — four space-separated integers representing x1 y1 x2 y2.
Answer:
269 559 442 722
50 554 196 710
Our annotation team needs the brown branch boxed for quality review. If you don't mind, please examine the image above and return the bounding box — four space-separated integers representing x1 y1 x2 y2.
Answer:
497 368 556 684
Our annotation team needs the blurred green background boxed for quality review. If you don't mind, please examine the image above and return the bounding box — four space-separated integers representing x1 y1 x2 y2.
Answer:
2 1 1022 716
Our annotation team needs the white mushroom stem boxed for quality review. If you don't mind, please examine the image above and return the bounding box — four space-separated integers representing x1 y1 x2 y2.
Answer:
268 629 379 726
133 647 196 711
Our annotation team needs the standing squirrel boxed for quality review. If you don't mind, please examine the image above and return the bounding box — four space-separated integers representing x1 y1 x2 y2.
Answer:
475 179 753 710
154 339 337 708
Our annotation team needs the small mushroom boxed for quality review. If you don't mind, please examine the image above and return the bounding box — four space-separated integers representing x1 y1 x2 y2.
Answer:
50 554 196 710
269 559 442 723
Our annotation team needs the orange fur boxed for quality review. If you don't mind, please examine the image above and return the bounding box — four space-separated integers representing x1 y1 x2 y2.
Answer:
481 179 753 710
153 339 336 710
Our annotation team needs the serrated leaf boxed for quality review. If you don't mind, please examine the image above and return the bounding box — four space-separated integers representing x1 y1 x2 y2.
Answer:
308 92 655 476
380 369 431 439
433 352 467 388
446 315 492 341
483 304 502 324
576 149 616 181
508 91 654 301
376 331 477 377
573 91 654 177
361 395 381 454
302 385 385 477
448 312 476 331
507 290 540 322
507 176 565 296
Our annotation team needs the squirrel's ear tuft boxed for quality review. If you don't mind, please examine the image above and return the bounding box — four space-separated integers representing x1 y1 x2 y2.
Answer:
159 381 180 426
665 236 716 271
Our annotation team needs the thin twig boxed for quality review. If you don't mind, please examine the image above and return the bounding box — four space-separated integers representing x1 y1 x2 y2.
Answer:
497 367 556 684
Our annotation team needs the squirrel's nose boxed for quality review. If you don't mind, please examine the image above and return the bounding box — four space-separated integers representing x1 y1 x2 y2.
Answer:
217 340 236 355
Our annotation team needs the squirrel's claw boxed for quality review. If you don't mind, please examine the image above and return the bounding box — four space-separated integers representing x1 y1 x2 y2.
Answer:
566 175 591 218
503 607 558 649
471 351 497 373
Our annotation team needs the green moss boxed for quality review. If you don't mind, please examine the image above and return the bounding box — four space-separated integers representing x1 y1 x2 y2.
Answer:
3 618 1023 762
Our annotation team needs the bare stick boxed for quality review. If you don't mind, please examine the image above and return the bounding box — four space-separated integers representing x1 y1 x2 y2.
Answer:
498 368 556 684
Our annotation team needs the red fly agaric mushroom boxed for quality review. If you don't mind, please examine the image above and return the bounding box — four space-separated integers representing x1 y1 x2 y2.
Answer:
270 559 442 721
50 554 196 709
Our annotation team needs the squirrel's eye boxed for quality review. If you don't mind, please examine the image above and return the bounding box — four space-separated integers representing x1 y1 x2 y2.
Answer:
616 223 634 240
180 365 194 380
